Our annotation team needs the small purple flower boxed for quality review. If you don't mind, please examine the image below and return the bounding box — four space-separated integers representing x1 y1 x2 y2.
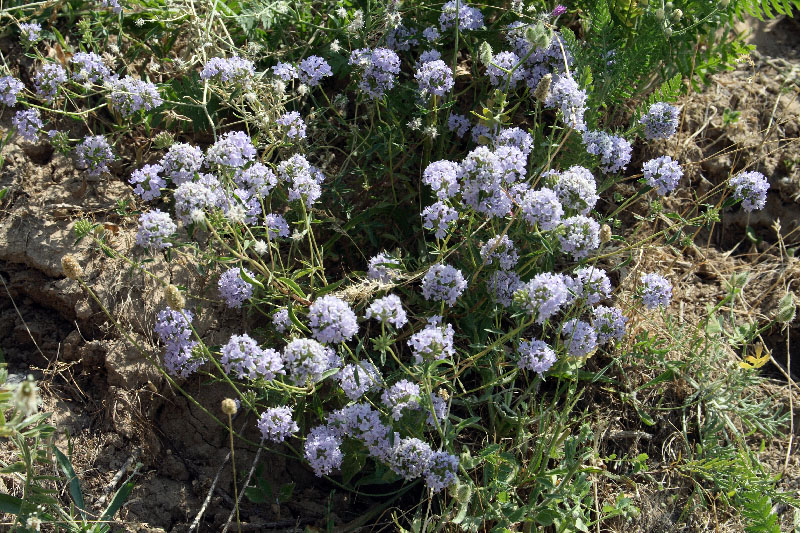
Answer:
387 24 419 51
337 361 381 400
0 76 25 106
551 5 567 17
283 338 335 385
136 209 176 249
276 111 306 140
423 26 441 41
729 170 769 212
381 379 421 420
448 113 470 137
643 155 683 195
327 403 390 457
108 76 162 116
272 62 297 82
390 437 433 480
298 56 333 86
487 270 522 307
486 51 525 89
258 406 299 443
423 160 460 199
561 319 597 357
439 0 484 31
368 252 402 283
544 75 587 131
514 273 568 323
34 63 67 102
200 56 255 84
639 273 672 309
518 339 557 375
496 127 533 156
235 162 278 197
559 215 600 260
582 130 632 174
160 143 204 185
304 425 343 476
221 333 284 380
272 309 290 332
418 50 442 66
12 109 42 142
426 452 459 492
265 213 290 239
173 174 223 223
19 22 42 44
422 201 459 239
154 307 204 377
521 187 564 231
206 131 256 168
279 154 325 207
218 267 256 308
415 59 454 97
551 166 598 214
408 316 455 364
101 0 122 13
365 294 407 328
592 305 627 344
75 135 115 177
70 52 111 85
349 48 400 99
308 295 359 344
129 164 165 201
573 266 612 305
480 235 518 270
640 102 680 140
422 264 466 306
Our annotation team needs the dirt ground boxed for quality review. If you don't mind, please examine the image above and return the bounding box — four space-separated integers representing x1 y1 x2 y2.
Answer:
1 16 799 533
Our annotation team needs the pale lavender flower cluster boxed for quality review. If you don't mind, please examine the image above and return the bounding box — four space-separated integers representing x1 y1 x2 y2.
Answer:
505 25 574 89
439 0 484 31
480 235 518 270
561 319 597 357
729 170 769 212
471 123 495 143
0 76 25 106
544 75 587 131
221 333 284 380
337 361 381 400
297 56 333 86
496 127 533 156
278 153 326 207
459 146 522 218
74 135 115 177
487 270 522 307
258 406 299 443
426 451 459 492
101 0 122 13
640 102 680 140
136 209 176 249
448 113 471 137
283 338 336 384
643 155 683 195
582 130 632 174
272 309 290 332
12 109 42 142
200 56 255 84
265 213 290 238
218 267 255 308
514 273 568 323
173 175 222 222
387 24 418 51
592 305 627 344
559 215 600 259
408 316 455 364
422 201 458 239
389 437 433 480
365 294 408 328
367 252 401 283
129 164 165 201
70 52 111 84
551 166 598 214
272 62 297 82
349 48 400 99
276 111 307 140
573 267 612 305
19 22 42 43
304 425 343 475
487 51 525 89
417 50 442 66
521 188 564 231
421 264 466 306
423 160 460 199
34 64 67 102
518 339 557 375
154 307 203 377
206 131 256 168
328 404 390 460
108 77 162 116
159 143 204 184
308 295 358 344
382 380 421 420
639 273 672 309
235 162 277 196
415 59 454 97
423 26 441 41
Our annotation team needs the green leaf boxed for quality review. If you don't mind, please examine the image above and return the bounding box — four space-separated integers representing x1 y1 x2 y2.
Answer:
1 462 26 474
54 447 86 519
0 493 22 515
278 277 307 300
93 479 135 533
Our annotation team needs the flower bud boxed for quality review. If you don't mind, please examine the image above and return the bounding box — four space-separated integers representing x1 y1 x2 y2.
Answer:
655 8 665 21
165 284 185 310
671 8 683 21
534 73 552 102
776 292 796 324
664 27 673 37
478 41 493 66
599 224 612 243
221 398 238 416
62 254 84 280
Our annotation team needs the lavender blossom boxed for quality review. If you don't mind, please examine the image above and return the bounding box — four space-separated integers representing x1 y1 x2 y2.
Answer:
573 267 612 305
206 131 256 168
108 76 162 116
272 309 290 332
582 130 632 174
235 162 278 196
487 270 522 307
33 64 67 102
218 267 256 308
487 51 525 89
417 50 442 66
304 425 343 476
408 316 455 364
561 319 597 357
514 273 568 323
639 273 672 309
421 264 466 306
308 295 358 344
19 23 42 44
448 113 470 137
382 380 421 420
337 361 381 400
390 437 433 480
284 338 338 385
729 170 769 212
154 307 203 377
258 406 299 443
365 294 408 328
328 404 391 460
387 24 419 51
200 56 255 84
136 209 176 249
415 59 454 97
643 155 683 195
592 305 627 344
75 135 115 177
221 333 284 380
496 127 533 156
551 166 598 214
69 52 111 85
439 0 484 31
173 175 222 222
160 143 204 185
265 213 290 239
279 154 325 207
368 252 402 283
129 164 165 201
276 111 307 140
0 76 25 106
12 109 42 142
480 235 519 270
272 62 297 82
544 75 587 131
422 201 459 239
426 452 459 492
559 215 600 260
423 160 460 199
297 56 333 86
518 339 557 375
640 102 680 140
101 0 122 13
423 26 441 41
349 48 400 99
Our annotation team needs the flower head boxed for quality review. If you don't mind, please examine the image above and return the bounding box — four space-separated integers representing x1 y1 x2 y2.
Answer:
218 267 256 308
304 425 343 476
154 307 204 377
422 201 459 239
200 56 255 84
129 164 165 201
514 273 568 323
640 102 680 140
308 295 359 344
365 294 408 328
643 155 683 195
518 339 557 374
544 75 587 131
422 264 466 306
19 22 42 44
368 252 402 283
582 130 632 174
559 215 601 260
108 76 162 116
592 305 627 344
33 64 67 102
136 209 176 249
520 187 564 231
276 111 307 140
561 319 597 357
283 338 336 384
337 361 382 400
70 52 111 84
551 166 598 214
258 406 299 442
298 56 333 86
408 316 455 364
729 170 769 212
349 48 400 99
74 135 115 177
12 109 42 142
415 59 454 97
221 333 284 380
639 273 672 309
160 143 204 185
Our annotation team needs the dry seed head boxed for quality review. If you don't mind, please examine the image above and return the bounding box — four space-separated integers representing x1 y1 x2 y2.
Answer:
221 398 238 415
62 254 84 280
599 224 612 243
165 284 185 310
534 73 552 102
